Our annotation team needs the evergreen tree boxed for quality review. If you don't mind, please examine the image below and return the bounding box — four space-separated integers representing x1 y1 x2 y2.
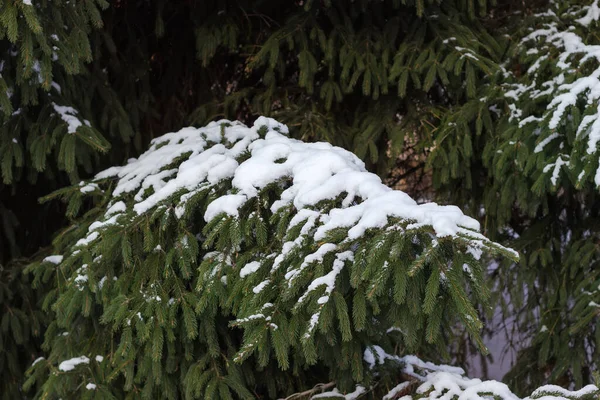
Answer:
473 0 600 393
0 1 512 394
0 258 48 399
1 1 111 397
3 0 600 397
24 117 517 398
416 0 600 393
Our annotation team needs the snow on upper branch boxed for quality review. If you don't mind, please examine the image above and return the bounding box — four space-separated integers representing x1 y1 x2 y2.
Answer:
86 117 507 253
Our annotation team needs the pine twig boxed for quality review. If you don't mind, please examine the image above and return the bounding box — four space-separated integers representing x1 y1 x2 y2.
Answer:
281 382 336 400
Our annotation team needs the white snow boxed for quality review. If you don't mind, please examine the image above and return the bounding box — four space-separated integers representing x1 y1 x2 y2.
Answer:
363 346 464 376
43 255 63 264
313 386 366 399
86 117 487 243
88 214 119 233
74 264 89 290
50 81 61 93
233 303 277 329
85 383 97 390
358 350 600 400
297 251 353 304
94 120 253 216
239 261 261 278
576 0 600 26
234 313 268 323
75 231 99 247
52 103 83 134
530 384 598 398
285 243 337 283
98 276 107 290
293 251 354 338
203 120 485 243
205 194 246 221
252 280 269 294
542 156 569 186
58 356 90 371
32 357 45 366
383 382 411 400
364 345 391 369
106 201 126 216
415 372 520 400
534 132 559 153
76 118 504 258
79 181 100 194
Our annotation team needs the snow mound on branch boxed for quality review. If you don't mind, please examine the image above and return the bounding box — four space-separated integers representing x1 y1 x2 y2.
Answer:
95 119 255 215
58 356 89 372
93 117 488 242
207 124 481 240
43 255 63 264
409 371 599 400
318 349 600 400
66 117 515 329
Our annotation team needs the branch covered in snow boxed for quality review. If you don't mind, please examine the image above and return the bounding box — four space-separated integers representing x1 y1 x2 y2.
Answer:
89 117 515 254
60 117 516 350
310 348 600 399
501 0 600 189
29 117 519 398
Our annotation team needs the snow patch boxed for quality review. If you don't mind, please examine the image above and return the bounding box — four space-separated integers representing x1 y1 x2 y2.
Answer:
79 118 499 256
239 261 261 278
58 356 89 372
43 255 63 265
32 357 45 366
52 103 83 134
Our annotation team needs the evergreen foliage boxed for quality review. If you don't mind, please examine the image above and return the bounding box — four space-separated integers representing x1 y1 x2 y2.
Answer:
0 260 46 400
0 0 509 259
0 0 111 188
2 0 600 397
1 1 513 394
451 1 600 394
25 118 516 398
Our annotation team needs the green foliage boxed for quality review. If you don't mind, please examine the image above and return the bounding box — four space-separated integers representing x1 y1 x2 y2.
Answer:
24 119 515 398
455 1 600 394
3 0 600 397
0 2 512 394
0 0 112 183
402 0 600 394
0 260 47 400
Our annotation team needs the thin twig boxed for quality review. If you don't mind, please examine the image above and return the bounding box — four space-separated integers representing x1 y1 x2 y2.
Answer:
282 382 336 400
